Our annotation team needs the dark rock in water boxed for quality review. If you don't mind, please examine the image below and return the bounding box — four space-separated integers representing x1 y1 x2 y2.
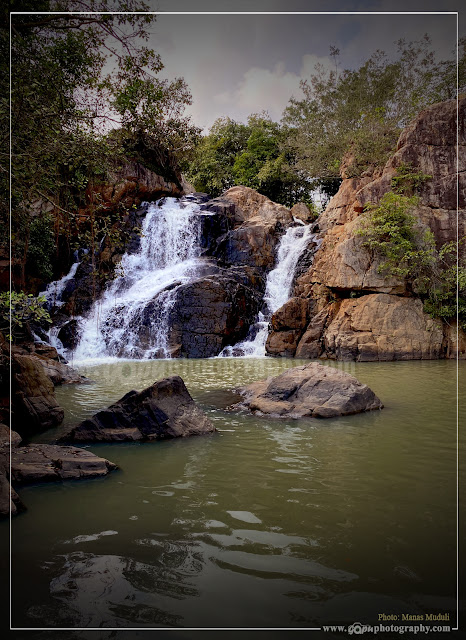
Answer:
169 275 262 358
12 352 64 434
59 376 216 443
0 424 22 448
0 466 25 517
57 319 81 351
233 362 383 418
8 444 117 484
0 424 116 517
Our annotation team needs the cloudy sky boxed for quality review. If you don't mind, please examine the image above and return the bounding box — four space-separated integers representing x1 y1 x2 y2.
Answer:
135 0 464 130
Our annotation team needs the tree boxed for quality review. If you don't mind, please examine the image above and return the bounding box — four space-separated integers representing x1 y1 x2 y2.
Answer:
283 36 466 185
187 113 316 206
5 0 199 289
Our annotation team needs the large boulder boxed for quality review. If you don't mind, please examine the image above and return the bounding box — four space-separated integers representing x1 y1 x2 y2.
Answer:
12 352 64 434
214 186 294 272
168 274 262 358
60 376 215 443
233 362 383 418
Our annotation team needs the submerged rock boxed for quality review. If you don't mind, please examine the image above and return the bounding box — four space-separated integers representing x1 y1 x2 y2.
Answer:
233 362 383 418
60 376 216 443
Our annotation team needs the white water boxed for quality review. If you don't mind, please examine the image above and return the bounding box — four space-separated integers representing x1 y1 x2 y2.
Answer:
220 225 319 358
72 198 206 361
40 260 81 309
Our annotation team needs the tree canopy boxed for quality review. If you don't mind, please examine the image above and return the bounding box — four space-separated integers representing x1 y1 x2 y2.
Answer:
4 0 199 287
283 36 465 182
186 113 317 207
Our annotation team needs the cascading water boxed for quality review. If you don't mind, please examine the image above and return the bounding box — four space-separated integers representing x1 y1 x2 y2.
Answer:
40 259 82 309
220 224 319 357
72 198 206 361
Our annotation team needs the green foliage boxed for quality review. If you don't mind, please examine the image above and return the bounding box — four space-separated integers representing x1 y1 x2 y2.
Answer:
0 292 52 341
283 36 465 182
423 242 466 330
6 0 199 289
186 117 250 196
356 192 435 281
187 114 316 207
26 214 55 281
357 191 466 328
391 162 432 195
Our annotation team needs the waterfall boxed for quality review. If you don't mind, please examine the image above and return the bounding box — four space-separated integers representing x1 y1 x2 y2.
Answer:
72 198 206 361
220 224 319 358
40 259 81 309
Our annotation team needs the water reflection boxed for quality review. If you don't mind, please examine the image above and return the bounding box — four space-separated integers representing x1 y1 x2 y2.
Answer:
7 358 461 629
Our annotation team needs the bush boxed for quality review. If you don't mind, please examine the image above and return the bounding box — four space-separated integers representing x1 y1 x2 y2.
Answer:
356 191 466 328
0 291 52 341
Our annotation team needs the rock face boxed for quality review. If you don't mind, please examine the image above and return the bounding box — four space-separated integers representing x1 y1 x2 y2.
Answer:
168 274 262 358
268 98 466 360
12 352 65 433
233 362 383 418
0 425 25 516
0 336 85 437
60 376 215 443
9 444 117 484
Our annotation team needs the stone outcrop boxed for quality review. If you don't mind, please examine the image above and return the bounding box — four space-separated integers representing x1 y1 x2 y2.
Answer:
9 444 117 484
0 425 117 517
0 425 25 516
0 336 85 437
268 98 466 360
233 362 383 418
213 186 294 273
12 352 64 434
60 376 215 443
168 273 262 358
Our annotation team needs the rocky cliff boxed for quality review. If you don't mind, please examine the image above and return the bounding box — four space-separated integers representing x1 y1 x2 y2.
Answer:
267 97 465 361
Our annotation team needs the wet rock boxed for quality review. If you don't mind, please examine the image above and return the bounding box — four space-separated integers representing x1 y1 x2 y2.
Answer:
233 362 383 418
295 308 330 359
57 319 81 351
0 424 22 448
60 376 216 443
8 444 117 484
0 466 25 517
169 274 262 358
290 202 315 224
31 353 86 386
12 352 64 435
265 298 312 357
270 298 310 332
213 186 295 272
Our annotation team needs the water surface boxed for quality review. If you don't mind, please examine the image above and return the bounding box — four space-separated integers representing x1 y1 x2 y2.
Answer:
4 358 463 629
